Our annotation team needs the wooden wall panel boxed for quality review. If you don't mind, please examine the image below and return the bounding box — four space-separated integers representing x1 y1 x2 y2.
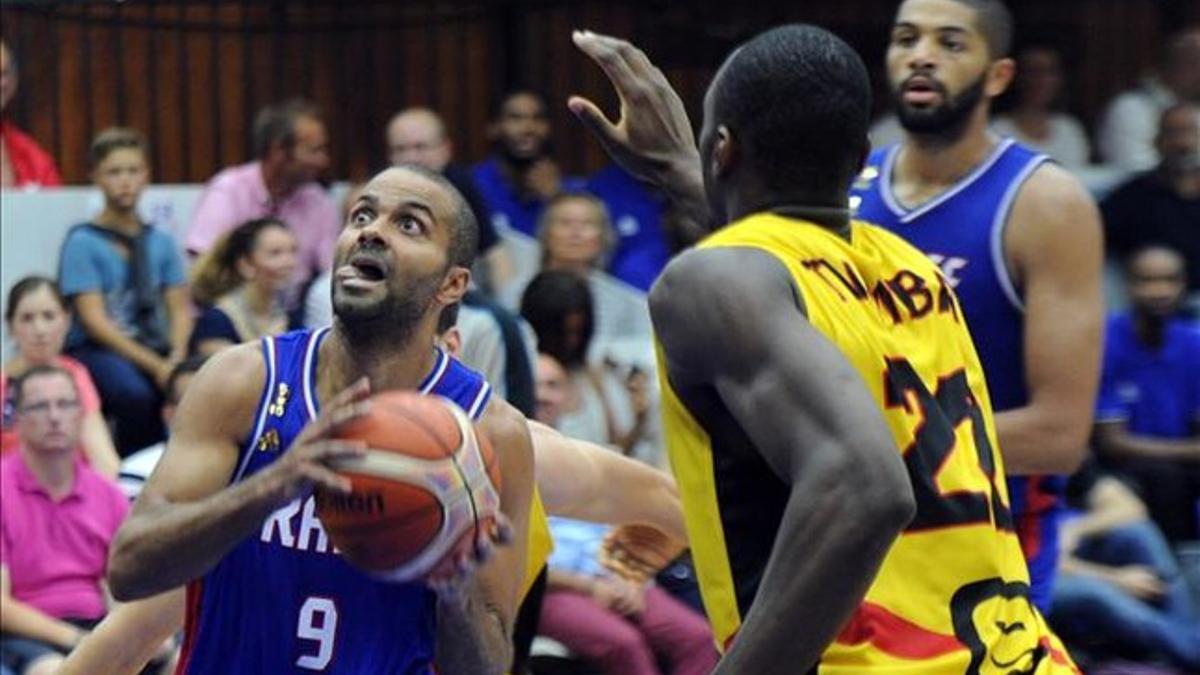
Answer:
0 0 1183 185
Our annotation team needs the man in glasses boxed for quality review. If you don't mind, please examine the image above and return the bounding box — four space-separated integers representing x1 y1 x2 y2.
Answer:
0 366 130 675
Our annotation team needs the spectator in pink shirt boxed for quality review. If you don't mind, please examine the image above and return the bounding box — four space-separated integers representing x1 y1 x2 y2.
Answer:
186 99 337 309
0 365 129 675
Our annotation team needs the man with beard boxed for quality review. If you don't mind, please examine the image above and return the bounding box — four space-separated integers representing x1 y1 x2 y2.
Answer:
103 165 535 675
472 90 582 239
850 0 1103 613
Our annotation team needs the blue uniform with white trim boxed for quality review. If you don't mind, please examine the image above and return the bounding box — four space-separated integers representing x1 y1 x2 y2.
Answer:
177 327 492 674
850 139 1063 612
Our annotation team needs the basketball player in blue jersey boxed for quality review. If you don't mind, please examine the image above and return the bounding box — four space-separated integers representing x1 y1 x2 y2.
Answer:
850 0 1103 611
104 165 536 675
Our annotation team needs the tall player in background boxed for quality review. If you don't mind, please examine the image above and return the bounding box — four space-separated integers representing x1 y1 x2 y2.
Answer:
104 165 535 675
850 0 1103 611
570 24 1078 674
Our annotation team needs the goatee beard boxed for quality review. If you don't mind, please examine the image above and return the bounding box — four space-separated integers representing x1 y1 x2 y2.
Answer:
894 74 987 146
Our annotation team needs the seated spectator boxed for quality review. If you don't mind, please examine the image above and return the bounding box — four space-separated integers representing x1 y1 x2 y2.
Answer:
1051 460 1200 670
385 107 514 292
504 192 653 345
1101 103 1200 292
58 128 191 455
521 270 653 459
1098 27 1200 171
540 516 716 675
1093 245 1200 544
1 277 117 477
188 218 298 357
473 90 583 239
585 164 673 291
117 356 206 501
0 366 129 675
0 40 61 189
992 43 1090 168
186 99 337 310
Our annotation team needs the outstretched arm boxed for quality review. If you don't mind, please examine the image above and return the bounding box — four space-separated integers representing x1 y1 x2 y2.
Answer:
57 590 184 675
529 420 686 541
651 247 914 673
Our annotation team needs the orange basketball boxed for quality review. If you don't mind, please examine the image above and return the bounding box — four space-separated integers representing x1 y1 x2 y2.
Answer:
314 391 501 582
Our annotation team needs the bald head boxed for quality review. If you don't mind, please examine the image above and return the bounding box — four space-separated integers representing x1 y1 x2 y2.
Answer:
386 107 452 171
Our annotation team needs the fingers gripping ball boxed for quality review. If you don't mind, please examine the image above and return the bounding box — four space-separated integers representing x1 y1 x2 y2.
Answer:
314 392 501 582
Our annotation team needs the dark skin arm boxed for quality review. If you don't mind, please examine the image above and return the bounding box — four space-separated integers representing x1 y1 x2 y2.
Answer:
435 398 533 675
569 30 712 247
107 344 369 600
650 247 915 673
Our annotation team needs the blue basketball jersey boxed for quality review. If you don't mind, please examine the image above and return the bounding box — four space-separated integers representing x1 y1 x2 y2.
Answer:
850 139 1063 611
178 327 493 674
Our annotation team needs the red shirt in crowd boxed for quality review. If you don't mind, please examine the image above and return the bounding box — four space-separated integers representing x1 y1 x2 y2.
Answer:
1 119 62 188
0 451 129 620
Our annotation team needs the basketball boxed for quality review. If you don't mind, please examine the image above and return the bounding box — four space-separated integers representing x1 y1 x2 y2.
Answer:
314 391 501 583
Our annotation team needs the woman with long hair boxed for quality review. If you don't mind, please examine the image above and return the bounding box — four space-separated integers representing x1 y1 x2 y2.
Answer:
1 276 120 476
188 217 298 356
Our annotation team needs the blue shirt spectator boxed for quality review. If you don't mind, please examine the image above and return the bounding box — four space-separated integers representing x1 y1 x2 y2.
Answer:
1096 313 1200 438
1093 245 1200 543
585 165 671 292
59 224 185 352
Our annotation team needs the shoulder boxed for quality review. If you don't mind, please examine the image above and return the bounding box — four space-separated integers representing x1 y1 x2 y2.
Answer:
651 243 792 315
190 341 267 402
79 465 130 512
1011 162 1100 231
478 397 533 463
206 161 256 190
1 122 49 155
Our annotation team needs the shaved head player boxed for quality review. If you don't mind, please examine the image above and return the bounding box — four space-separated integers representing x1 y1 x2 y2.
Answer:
570 24 1080 674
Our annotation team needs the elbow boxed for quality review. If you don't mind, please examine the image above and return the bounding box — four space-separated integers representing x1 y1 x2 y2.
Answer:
1043 422 1090 474
861 467 916 535
106 535 147 602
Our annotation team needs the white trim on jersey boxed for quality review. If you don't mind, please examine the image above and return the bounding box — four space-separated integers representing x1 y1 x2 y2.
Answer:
302 326 331 420
989 154 1050 314
419 348 450 396
234 336 278 484
881 138 1016 223
466 380 492 420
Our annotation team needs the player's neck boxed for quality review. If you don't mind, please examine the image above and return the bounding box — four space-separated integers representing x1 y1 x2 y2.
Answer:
94 206 142 235
898 115 998 189
321 324 440 394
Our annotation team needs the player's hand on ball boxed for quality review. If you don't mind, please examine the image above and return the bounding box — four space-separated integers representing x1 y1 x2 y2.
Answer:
600 523 686 584
261 378 372 506
569 30 700 189
425 514 514 600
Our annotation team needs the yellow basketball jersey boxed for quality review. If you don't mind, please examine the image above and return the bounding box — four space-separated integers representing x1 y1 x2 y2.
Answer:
659 213 1078 673
521 486 554 600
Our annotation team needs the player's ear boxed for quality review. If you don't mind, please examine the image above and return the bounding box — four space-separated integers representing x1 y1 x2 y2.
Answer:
985 57 1015 98
436 265 470 306
713 125 736 179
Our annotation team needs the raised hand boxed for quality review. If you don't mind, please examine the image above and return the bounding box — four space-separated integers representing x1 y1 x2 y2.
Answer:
569 30 701 191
